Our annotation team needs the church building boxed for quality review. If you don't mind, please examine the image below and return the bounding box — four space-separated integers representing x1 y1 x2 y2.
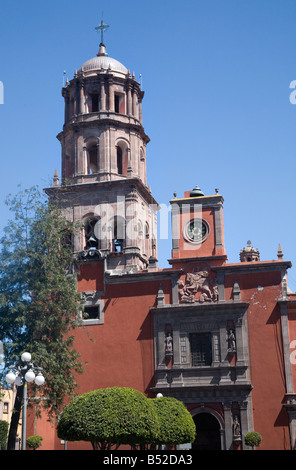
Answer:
28 21 296 450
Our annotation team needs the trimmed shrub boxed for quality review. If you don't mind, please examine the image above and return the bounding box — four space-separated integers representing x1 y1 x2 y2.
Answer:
57 387 159 450
244 431 262 449
150 396 196 447
26 435 43 450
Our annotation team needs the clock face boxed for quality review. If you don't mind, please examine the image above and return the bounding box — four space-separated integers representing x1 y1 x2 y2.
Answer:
184 219 209 243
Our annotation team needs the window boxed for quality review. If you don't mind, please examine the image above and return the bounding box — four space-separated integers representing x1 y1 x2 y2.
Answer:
84 218 100 250
80 296 104 325
115 94 120 113
114 93 125 114
87 144 98 174
117 147 123 174
3 402 8 414
190 333 212 366
83 306 100 321
90 93 99 112
112 216 125 252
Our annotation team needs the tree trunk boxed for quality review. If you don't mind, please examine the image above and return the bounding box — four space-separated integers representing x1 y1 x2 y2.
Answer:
7 385 24 450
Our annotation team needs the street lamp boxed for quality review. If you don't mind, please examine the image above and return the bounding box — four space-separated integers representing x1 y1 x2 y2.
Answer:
5 352 45 450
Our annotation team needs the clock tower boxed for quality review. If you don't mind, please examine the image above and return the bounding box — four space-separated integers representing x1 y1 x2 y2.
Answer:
169 185 227 269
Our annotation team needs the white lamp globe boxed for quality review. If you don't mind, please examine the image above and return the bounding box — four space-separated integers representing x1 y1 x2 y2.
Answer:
34 374 45 386
25 370 35 382
15 375 23 386
156 393 163 398
6 371 16 384
21 352 31 363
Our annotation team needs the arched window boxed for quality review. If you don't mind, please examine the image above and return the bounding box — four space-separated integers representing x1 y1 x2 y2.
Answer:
116 140 129 175
60 222 73 250
84 217 100 250
111 216 125 252
144 222 150 255
117 146 123 175
88 144 98 174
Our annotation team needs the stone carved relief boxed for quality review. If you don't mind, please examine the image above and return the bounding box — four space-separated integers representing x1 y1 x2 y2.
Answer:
178 268 218 304
81 291 98 302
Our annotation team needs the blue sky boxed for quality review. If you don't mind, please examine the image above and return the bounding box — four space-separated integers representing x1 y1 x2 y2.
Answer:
0 0 296 289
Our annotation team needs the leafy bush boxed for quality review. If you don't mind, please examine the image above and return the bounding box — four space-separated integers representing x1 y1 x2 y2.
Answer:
244 431 262 448
26 435 43 450
57 387 159 450
0 420 9 450
150 396 196 447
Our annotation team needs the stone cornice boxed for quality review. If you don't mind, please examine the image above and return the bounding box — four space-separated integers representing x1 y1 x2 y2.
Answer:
57 112 150 144
215 260 292 274
150 300 249 314
44 177 159 208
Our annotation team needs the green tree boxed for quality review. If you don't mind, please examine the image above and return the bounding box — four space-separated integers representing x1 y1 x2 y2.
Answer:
26 435 43 450
0 186 83 449
57 387 160 450
0 420 9 450
244 431 262 449
150 396 196 448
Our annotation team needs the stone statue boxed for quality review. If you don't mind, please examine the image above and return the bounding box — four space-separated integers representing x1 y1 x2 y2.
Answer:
165 332 173 356
233 415 242 443
227 329 236 353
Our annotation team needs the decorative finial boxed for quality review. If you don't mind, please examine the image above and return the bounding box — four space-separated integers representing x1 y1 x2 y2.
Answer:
53 168 59 187
190 185 204 198
277 243 284 260
95 18 110 46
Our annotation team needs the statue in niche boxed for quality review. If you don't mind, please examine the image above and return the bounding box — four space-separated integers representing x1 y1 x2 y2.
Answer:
178 268 219 304
227 329 236 353
233 415 242 443
165 332 173 356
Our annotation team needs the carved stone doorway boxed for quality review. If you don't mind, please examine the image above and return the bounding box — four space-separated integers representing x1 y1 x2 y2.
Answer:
192 412 222 450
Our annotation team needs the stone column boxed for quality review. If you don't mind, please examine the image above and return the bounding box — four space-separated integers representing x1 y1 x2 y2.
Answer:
240 400 253 450
214 203 224 255
138 100 143 123
223 403 232 450
108 77 114 112
64 91 70 123
100 78 106 110
79 81 85 114
132 89 138 119
280 301 294 393
127 83 132 115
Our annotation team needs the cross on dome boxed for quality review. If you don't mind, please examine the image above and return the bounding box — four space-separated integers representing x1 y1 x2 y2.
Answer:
95 18 110 45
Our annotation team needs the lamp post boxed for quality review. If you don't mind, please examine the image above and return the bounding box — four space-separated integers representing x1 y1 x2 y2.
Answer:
5 352 45 450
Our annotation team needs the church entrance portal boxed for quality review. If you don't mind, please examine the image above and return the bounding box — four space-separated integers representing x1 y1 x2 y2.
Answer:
192 412 221 450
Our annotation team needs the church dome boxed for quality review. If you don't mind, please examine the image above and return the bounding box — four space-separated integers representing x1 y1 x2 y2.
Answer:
78 44 128 76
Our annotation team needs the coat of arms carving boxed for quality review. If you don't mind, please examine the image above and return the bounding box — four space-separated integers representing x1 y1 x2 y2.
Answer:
178 267 218 304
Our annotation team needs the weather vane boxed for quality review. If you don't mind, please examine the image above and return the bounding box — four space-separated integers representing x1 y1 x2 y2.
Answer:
95 18 110 45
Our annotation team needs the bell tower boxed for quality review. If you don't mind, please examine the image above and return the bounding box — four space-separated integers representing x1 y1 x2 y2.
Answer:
46 20 158 273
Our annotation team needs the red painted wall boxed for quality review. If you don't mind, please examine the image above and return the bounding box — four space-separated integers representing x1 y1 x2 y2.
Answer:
225 269 290 450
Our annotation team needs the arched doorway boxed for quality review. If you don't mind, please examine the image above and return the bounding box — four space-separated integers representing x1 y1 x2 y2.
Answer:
192 412 222 450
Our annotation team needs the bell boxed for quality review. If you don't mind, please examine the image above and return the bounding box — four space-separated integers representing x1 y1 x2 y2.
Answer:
86 234 98 248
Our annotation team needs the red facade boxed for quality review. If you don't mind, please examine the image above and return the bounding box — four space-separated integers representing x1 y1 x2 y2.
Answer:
26 37 296 451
